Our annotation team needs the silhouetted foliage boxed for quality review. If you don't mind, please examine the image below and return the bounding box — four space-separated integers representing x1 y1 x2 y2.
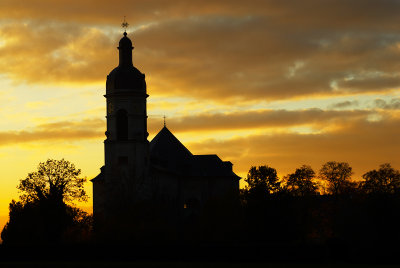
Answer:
360 163 400 195
240 165 301 243
5 157 400 259
17 159 88 205
244 165 281 196
284 165 318 196
1 159 92 245
63 206 93 243
1 200 92 245
318 161 356 195
238 162 400 256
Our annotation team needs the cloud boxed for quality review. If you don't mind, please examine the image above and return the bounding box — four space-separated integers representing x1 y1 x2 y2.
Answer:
0 1 399 29
135 15 400 101
0 119 104 146
374 98 400 110
187 116 400 177
337 75 400 93
1 0 400 221
0 1 399 102
0 108 377 146
158 109 372 133
329 100 359 109
0 23 115 84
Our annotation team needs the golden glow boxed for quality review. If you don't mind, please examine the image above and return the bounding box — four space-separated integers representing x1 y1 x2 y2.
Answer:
1 1 400 236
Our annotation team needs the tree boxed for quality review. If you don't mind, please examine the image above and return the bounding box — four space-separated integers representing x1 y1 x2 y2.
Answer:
361 163 400 195
318 161 355 195
285 165 318 196
245 165 281 195
1 159 91 245
17 159 88 204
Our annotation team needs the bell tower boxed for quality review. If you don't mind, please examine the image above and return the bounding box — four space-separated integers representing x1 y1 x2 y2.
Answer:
95 29 149 216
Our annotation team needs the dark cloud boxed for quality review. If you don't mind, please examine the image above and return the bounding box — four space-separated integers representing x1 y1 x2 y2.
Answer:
0 107 398 182
374 98 400 110
154 109 371 133
329 101 359 109
0 119 104 146
0 23 116 84
187 117 400 177
337 75 400 93
0 0 399 29
135 15 400 101
0 1 399 101
0 108 376 146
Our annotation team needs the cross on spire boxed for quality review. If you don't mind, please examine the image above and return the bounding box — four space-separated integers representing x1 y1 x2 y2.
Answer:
121 16 129 33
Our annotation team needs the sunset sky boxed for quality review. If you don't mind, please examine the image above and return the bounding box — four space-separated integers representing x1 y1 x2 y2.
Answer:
0 0 400 230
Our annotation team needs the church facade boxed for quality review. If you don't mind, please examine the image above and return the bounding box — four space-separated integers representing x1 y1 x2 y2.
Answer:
92 31 240 226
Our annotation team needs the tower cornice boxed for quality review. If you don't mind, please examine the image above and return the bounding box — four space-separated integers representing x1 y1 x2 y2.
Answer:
104 92 149 98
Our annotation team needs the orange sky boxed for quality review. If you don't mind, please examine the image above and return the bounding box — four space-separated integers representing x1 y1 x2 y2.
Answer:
0 0 400 232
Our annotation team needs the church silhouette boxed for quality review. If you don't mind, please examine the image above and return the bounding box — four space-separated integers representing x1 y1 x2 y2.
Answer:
91 31 240 239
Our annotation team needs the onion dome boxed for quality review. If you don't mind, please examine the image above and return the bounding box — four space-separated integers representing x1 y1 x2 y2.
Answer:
106 32 146 94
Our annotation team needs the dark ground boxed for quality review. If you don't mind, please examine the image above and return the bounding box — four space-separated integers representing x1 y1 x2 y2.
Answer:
0 261 399 268
1 243 399 267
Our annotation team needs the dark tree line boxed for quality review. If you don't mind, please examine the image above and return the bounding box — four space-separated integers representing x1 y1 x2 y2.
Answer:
2 158 400 258
243 161 400 197
239 161 400 257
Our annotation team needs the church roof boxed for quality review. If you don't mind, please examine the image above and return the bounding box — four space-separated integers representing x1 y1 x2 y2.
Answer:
192 155 238 178
150 127 240 180
150 126 193 158
150 126 193 174
91 166 105 182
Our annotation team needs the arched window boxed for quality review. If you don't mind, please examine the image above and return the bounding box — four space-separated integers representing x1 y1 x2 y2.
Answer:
116 109 128 140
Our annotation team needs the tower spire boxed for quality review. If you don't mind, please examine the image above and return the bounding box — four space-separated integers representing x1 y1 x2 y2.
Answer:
118 17 133 67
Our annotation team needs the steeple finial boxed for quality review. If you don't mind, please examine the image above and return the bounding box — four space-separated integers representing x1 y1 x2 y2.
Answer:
163 115 166 127
118 16 133 67
121 16 129 34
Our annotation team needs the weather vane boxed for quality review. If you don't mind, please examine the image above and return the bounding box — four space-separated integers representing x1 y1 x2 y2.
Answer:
121 16 129 32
